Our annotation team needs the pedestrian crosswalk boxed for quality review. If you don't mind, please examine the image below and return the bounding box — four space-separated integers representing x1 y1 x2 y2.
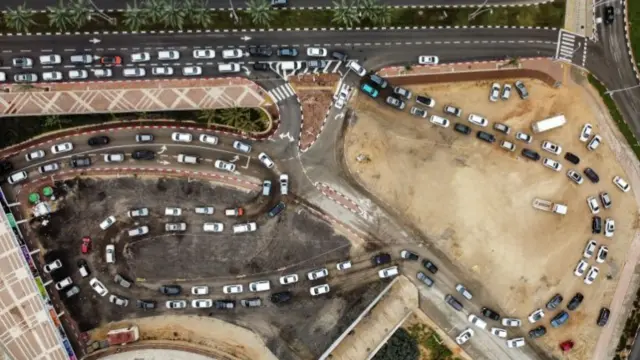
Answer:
269 60 357 79
268 83 296 103
556 31 579 62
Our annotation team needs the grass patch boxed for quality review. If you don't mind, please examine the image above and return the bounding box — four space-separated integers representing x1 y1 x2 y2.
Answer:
4 1 565 34
629 0 640 70
587 74 640 160
406 323 460 360
0 108 268 149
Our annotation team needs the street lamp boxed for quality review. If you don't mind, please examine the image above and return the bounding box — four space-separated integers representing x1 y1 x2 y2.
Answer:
468 0 490 21
87 0 116 24
604 83 640 95
229 0 239 24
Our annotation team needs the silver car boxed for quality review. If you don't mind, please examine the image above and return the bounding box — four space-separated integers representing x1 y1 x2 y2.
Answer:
38 162 60 174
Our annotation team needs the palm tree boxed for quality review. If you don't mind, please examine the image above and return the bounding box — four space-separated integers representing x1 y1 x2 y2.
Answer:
4 4 37 33
43 115 71 130
357 0 378 23
186 0 211 27
47 1 73 31
332 0 359 28
123 0 147 31
161 0 186 29
373 4 391 25
198 109 217 127
218 107 252 129
69 0 91 28
245 0 273 27
142 0 166 25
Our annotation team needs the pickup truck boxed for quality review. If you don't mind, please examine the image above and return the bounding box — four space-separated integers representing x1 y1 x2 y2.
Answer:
532 198 567 215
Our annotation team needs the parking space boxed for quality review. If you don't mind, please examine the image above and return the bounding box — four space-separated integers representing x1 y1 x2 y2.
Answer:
344 78 637 357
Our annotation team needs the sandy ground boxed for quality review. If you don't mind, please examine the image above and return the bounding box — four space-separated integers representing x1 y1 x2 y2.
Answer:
344 79 639 358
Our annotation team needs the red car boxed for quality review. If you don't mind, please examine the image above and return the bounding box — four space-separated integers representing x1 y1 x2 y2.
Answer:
81 237 91 254
559 340 574 352
100 55 122 65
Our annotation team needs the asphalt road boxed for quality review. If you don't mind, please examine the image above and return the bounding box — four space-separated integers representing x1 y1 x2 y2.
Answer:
2 0 549 11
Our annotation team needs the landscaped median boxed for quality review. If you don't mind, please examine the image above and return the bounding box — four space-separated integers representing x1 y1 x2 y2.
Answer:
0 0 565 34
629 0 640 74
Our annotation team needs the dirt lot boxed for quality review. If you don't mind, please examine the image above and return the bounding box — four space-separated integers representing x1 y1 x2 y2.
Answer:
344 79 639 358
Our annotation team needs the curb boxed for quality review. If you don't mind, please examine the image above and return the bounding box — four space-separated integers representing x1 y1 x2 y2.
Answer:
377 56 552 73
621 0 640 82
300 105 332 153
316 183 365 216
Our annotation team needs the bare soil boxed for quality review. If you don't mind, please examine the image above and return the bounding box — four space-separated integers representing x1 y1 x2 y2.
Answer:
291 74 340 150
344 78 639 359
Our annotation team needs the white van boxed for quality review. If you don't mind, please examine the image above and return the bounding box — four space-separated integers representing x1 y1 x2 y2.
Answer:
157 50 180 60
218 63 241 73
348 62 367 77
233 222 257 234
249 280 271 292
7 171 28 185
177 154 198 164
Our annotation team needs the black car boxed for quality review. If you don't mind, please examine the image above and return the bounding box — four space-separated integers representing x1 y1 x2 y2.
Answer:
592 216 602 234
132 150 155 160
564 152 580 165
522 148 540 161
268 201 286 217
597 307 610 326
567 292 584 311
528 326 547 339
546 293 563 310
422 259 438 274
445 294 463 311
372 253 392 266
277 48 298 57
70 157 91 168
476 131 495 144
215 300 235 309
249 47 273 57
271 291 293 304
159 285 182 295
331 51 348 61
88 136 110 146
481 307 500 321
454 123 471 135
400 250 419 261
584 167 600 183
253 62 270 71
137 299 157 310
604 6 615 25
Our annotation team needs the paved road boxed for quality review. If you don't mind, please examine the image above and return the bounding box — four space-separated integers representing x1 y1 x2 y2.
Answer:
3 0 550 11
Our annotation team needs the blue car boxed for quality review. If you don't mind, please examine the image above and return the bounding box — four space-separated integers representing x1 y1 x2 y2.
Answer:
550 311 569 328
361 83 379 98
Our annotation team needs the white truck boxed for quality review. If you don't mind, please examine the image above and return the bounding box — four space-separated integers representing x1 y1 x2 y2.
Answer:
532 198 567 215
531 115 567 134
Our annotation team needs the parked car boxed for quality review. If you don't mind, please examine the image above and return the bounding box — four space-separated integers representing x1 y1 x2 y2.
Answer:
613 176 630 192
546 293 563 310
132 150 155 160
481 307 501 321
400 250 419 260
455 328 474 345
372 253 392 266
489 83 500 102
455 284 473 300
159 285 182 295
596 246 608 263
528 308 544 323
88 136 110 146
507 337 526 348
422 259 438 274
579 124 593 142
528 326 547 339
593 216 602 234
515 132 533 143
584 167 600 183
514 80 529 99
565 152 580 164
567 293 584 310
550 311 569 328
597 307 610 326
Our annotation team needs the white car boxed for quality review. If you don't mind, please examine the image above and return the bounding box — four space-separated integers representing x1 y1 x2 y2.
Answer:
93 69 113 78
491 328 507 338
587 196 600 214
501 84 512 100
25 150 45 161
307 268 329 281
584 266 599 285
158 50 180 60
604 218 615 237
527 308 544 323
587 135 602 151
500 140 515 152
191 299 213 308
171 132 193 142
489 83 500 102
89 277 109 296
55 277 73 290
506 337 526 348
574 259 589 277
596 246 608 263
182 66 202 76
336 260 352 270
280 174 289 195
542 158 562 171
541 141 562 155
579 124 593 142
43 259 62 273
39 54 62 65
418 55 439 65
195 206 215 215
455 328 474 345
468 114 488 127
222 284 243 294
334 97 346 110
104 153 125 162
42 71 63 81
468 314 487 329
515 132 533 143
166 300 187 309
203 222 224 232
613 176 630 192
151 66 174 76
310 284 330 296
165 207 182 216
307 47 327 57
165 223 187 232
128 208 149 217
567 170 584 184
501 318 521 327
131 52 151 62
583 240 597 258
222 49 244 59
51 142 73 154
199 134 218 145
68 70 88 79
279 274 299 285
110 295 129 307
99 215 116 230
105 244 115 263
193 49 215 59
378 266 399 279
429 115 449 128
258 152 275 168
39 162 60 174
214 160 236 172
233 140 252 153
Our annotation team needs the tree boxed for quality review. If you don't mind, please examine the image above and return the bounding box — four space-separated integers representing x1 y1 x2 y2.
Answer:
198 109 217 127
69 0 91 28
47 1 73 31
4 4 37 33
357 0 378 23
371 328 419 360
188 0 212 28
245 0 273 27
142 0 167 25
161 0 186 29
123 0 147 31
332 0 359 28
373 4 391 25
43 115 71 130
217 107 254 130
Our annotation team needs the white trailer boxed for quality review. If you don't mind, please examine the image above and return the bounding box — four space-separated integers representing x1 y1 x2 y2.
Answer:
532 198 567 215
531 115 567 134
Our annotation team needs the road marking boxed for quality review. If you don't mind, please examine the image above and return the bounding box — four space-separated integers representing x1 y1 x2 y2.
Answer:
267 83 296 103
